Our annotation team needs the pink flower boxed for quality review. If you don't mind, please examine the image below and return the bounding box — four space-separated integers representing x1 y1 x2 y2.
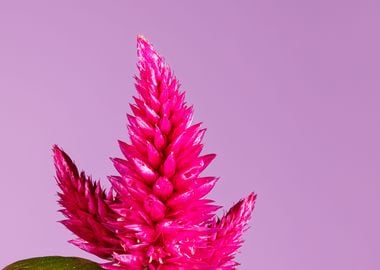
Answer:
53 35 256 270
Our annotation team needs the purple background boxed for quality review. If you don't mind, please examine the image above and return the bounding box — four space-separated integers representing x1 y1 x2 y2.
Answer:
0 1 379 269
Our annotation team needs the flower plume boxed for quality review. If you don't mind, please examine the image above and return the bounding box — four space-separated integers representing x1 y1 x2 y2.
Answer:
53 35 256 269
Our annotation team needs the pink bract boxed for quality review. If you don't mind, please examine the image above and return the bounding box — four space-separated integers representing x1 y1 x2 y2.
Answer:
53 35 256 270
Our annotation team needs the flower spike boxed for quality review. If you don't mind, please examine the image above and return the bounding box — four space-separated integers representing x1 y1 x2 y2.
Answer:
53 35 256 269
53 145 123 259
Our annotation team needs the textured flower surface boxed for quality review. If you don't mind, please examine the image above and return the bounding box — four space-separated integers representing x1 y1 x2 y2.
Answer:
53 36 256 270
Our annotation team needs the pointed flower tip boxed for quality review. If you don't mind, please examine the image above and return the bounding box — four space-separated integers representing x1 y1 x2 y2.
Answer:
241 192 257 213
240 192 257 222
52 144 65 166
52 145 70 166
52 145 80 181
247 192 257 203
246 192 257 213
137 34 147 44
52 144 61 155
137 34 153 54
136 34 161 65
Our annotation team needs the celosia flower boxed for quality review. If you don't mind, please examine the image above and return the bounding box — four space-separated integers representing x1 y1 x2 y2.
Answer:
53 35 256 270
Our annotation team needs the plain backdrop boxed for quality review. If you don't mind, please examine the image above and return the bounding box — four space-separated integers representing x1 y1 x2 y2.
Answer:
0 1 379 269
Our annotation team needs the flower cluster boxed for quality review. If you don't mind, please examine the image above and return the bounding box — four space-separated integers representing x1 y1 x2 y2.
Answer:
53 36 256 270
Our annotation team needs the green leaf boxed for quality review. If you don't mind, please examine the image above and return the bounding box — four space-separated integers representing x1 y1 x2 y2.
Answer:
3 256 103 270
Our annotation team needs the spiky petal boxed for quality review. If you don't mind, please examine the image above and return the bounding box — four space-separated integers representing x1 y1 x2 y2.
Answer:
54 36 256 269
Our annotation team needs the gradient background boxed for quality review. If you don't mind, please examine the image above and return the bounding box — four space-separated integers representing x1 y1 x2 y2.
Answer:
0 1 379 269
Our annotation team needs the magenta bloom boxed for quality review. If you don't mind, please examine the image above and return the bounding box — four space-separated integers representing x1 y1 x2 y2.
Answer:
53 36 256 269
